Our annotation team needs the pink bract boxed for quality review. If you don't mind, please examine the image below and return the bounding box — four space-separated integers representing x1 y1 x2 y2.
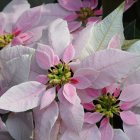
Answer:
84 84 140 140
46 0 102 32
1 19 140 139
0 0 52 49
60 0 102 32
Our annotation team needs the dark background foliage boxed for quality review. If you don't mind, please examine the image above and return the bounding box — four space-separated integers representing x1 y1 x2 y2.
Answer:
0 0 140 39
103 0 140 39
0 0 57 10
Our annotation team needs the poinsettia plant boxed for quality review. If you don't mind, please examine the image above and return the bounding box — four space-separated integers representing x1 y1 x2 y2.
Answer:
0 0 140 140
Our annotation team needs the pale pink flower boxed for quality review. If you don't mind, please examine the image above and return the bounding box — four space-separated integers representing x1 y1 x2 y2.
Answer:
0 19 91 140
60 0 103 32
46 0 102 32
1 19 140 139
83 84 140 140
0 0 49 50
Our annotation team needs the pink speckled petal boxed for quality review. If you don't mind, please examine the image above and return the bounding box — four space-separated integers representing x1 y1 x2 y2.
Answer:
100 118 114 140
85 112 103 124
36 75 48 84
63 83 77 104
40 87 56 109
62 44 75 63
68 21 82 32
65 14 78 22
120 84 140 102
120 111 138 125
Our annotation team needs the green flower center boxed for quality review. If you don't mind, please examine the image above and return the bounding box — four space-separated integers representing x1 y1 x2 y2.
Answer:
77 7 94 22
47 62 73 86
0 34 14 50
95 94 120 118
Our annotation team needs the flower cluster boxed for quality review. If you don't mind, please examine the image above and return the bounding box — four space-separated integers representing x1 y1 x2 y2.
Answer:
0 0 138 140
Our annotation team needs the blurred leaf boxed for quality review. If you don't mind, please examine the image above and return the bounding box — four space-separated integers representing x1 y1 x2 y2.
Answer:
124 20 140 39
43 0 57 3
28 0 57 7
0 112 11 122
0 0 12 11
103 0 124 18
134 28 140 39
123 2 137 24
124 20 136 39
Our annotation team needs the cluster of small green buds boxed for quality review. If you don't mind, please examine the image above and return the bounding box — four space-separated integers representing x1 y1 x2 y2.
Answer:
95 94 120 118
77 7 94 21
0 34 14 49
47 62 72 86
